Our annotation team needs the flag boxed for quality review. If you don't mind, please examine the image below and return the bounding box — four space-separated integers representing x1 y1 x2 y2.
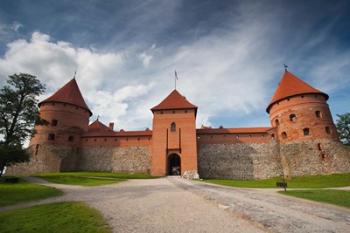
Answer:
175 70 178 80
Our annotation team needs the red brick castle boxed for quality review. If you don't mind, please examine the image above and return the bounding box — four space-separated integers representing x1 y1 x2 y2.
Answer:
8 70 350 179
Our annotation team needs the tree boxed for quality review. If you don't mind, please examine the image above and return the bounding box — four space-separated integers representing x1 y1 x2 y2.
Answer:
336 112 350 145
0 73 45 175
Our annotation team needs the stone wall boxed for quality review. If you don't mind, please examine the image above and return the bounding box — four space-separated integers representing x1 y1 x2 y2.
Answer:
78 146 151 173
198 141 282 179
280 139 350 177
5 144 77 176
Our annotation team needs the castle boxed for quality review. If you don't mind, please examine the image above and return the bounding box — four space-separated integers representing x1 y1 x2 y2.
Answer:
7 70 350 179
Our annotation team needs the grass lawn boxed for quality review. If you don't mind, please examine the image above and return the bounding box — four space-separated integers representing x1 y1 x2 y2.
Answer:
280 189 350 208
0 202 111 233
0 179 62 207
203 173 350 188
36 171 156 186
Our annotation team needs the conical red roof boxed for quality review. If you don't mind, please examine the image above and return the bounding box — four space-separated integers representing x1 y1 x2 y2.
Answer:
151 89 197 113
39 79 92 115
266 71 328 113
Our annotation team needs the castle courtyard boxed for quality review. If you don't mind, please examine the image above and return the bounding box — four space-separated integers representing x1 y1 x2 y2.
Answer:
1 176 349 233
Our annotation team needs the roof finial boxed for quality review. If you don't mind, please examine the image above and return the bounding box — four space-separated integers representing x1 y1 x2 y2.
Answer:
174 70 179 90
73 70 77 79
284 64 288 72
97 115 100 121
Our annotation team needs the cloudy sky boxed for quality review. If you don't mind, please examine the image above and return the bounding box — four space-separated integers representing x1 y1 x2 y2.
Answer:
0 0 349 130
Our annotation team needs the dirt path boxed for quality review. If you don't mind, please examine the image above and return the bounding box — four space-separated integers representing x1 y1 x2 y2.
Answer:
1 177 349 233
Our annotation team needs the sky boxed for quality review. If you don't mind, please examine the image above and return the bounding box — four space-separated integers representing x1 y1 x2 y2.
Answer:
0 0 349 131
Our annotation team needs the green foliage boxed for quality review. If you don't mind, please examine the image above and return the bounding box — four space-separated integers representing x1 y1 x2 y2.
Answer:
336 112 350 145
36 172 156 186
0 145 29 176
0 178 62 206
203 173 350 188
280 190 350 208
0 202 111 233
0 73 46 147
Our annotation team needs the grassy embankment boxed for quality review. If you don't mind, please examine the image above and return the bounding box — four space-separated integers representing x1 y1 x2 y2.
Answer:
203 173 350 188
0 202 111 233
280 189 350 208
0 178 62 207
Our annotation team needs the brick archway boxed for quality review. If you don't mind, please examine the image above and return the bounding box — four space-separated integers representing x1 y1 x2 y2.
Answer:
167 153 181 175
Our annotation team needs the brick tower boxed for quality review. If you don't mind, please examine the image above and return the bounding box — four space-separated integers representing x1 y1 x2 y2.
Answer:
267 70 342 177
267 70 338 143
30 78 92 171
150 90 198 177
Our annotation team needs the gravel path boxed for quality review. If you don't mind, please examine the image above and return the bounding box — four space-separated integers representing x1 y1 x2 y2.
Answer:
1 176 349 233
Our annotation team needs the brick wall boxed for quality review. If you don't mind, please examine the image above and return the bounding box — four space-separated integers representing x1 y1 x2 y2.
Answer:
198 141 282 179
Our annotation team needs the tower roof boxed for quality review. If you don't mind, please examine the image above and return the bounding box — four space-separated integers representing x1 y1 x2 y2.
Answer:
151 89 197 114
84 119 115 136
39 78 92 116
266 71 328 113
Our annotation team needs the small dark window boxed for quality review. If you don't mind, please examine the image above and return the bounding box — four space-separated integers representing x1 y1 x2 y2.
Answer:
104 138 107 141
48 133 55 141
94 139 97 141
303 128 310 136
137 137 140 141
271 134 275 139
275 119 279 126
160 111 164 114
185 110 188 113
68 136 74 142
35 144 40 155
325 127 331 134
172 110 175 114
114 138 118 141
51 119 58 126
289 114 297 122
170 122 176 132
315 111 321 118
85 139 88 142
317 143 322 151
281 132 287 139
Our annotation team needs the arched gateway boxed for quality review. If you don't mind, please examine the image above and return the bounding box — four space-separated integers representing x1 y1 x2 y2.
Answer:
168 153 181 175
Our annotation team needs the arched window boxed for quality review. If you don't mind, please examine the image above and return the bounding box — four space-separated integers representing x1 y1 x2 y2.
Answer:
325 126 331 134
274 119 279 126
289 114 297 122
303 128 310 136
315 111 321 118
281 132 287 139
170 122 176 132
68 136 74 142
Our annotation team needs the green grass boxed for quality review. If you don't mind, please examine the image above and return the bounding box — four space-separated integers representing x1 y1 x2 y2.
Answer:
36 171 156 186
0 202 111 233
203 173 350 188
280 190 350 208
0 179 62 207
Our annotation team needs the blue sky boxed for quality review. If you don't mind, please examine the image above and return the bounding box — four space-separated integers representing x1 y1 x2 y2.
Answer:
0 0 349 130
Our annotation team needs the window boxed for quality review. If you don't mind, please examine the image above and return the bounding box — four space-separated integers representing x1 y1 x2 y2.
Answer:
68 136 74 142
48 133 55 141
51 119 58 126
289 114 297 122
275 119 279 126
325 127 331 134
315 111 321 118
303 128 310 136
317 143 322 151
170 122 176 132
35 144 40 155
271 134 275 139
281 132 287 139
172 110 175 114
